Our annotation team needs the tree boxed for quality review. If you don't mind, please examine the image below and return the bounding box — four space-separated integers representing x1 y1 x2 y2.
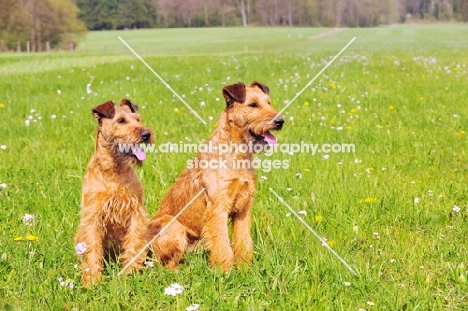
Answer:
0 0 85 51
236 0 249 26
0 0 29 50
117 0 156 29
76 0 157 30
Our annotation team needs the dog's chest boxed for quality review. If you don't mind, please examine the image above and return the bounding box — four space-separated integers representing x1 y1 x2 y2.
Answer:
101 193 141 224
93 175 144 225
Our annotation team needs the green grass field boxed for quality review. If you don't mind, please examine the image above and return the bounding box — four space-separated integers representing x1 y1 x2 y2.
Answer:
1 24 468 310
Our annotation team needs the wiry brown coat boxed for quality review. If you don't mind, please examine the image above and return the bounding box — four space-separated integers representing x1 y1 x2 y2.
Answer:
75 99 153 286
147 82 284 272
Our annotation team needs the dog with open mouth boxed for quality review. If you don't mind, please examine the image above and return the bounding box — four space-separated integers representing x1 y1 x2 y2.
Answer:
146 81 284 272
74 99 153 286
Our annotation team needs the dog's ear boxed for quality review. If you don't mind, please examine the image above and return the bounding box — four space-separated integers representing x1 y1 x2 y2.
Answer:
251 81 269 95
92 101 115 120
223 82 246 107
120 99 139 113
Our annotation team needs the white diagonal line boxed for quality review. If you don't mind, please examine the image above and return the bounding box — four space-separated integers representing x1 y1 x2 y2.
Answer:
269 188 358 276
118 36 207 125
271 37 356 122
118 187 206 275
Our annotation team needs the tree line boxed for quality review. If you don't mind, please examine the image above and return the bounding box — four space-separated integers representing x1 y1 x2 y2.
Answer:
77 0 468 29
0 0 467 51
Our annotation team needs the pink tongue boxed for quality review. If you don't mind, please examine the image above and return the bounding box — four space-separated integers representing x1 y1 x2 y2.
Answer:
133 145 146 161
263 132 277 146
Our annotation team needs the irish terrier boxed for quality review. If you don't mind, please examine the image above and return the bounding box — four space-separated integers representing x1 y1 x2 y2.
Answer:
147 82 284 272
74 99 153 286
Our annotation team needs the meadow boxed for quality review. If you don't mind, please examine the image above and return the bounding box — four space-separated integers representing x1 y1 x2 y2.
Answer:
0 24 468 310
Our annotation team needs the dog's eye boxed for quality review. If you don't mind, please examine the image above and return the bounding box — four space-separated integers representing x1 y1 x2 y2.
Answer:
117 118 126 124
249 103 258 108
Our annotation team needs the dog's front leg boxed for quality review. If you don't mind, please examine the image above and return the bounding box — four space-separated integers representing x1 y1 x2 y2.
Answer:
120 210 149 275
75 215 105 287
232 203 253 266
203 202 234 272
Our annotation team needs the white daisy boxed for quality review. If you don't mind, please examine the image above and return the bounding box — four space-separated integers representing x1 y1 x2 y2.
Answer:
186 304 200 311
164 283 184 296
22 214 35 226
75 242 88 256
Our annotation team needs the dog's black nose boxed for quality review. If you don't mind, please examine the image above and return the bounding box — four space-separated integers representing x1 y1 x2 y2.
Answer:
274 119 284 127
141 130 151 141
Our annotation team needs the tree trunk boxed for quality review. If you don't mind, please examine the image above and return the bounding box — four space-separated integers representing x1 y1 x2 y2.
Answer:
238 0 247 27
274 0 278 25
204 4 209 26
247 0 250 25
260 0 266 25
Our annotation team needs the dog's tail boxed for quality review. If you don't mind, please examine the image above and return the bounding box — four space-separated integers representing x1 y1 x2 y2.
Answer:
146 215 198 269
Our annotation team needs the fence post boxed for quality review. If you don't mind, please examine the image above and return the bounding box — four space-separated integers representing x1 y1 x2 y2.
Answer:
17 41 21 52
46 41 50 53
26 41 30 53
70 42 74 52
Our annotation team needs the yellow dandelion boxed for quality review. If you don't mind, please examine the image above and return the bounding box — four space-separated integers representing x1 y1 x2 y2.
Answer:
388 105 395 110
421 74 425 78
304 168 310 172
350 108 358 114
419 97 424 100
454 67 458 71
27 235 39 241
0 103 5 108
14 236 23 241
365 197 378 203
330 83 336 89
460 130 466 135
315 215 323 222
304 101 310 106
367 167 375 171
174 108 180 113
327 240 336 247
390 74 394 77
346 126 352 130
330 119 335 125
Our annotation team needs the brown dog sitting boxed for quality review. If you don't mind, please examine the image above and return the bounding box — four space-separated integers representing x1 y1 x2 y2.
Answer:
74 99 153 286
147 82 284 272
